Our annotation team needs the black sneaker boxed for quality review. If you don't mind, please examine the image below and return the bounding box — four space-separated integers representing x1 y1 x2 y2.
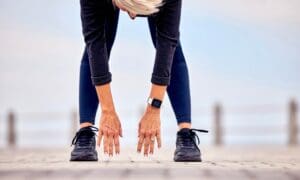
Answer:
174 128 208 162
70 126 98 161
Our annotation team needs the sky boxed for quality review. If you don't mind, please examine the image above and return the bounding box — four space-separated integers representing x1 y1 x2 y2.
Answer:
0 0 299 146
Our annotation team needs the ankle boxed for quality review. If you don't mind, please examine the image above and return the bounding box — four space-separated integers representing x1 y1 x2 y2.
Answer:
178 122 191 130
80 122 94 129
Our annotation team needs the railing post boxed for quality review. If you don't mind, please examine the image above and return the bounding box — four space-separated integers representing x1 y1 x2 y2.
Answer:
288 99 298 145
7 111 16 148
70 109 78 140
213 103 223 146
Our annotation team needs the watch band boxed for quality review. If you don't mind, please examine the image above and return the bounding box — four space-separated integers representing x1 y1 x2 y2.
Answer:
147 97 162 108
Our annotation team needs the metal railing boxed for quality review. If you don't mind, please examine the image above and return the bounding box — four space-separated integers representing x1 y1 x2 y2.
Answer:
212 99 298 146
2 99 299 147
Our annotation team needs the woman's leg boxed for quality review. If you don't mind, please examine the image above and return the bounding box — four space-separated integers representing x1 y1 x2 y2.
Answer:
147 17 192 127
79 3 120 126
79 49 98 125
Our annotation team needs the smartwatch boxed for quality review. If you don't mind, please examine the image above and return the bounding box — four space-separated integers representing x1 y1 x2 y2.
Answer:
147 97 162 109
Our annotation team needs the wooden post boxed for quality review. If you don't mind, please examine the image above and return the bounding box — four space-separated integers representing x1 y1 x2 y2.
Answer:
70 109 78 140
213 103 223 146
288 99 298 145
7 111 16 148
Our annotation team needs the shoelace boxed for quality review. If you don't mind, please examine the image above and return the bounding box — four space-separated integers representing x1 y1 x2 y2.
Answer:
189 128 209 145
177 128 208 151
71 126 98 146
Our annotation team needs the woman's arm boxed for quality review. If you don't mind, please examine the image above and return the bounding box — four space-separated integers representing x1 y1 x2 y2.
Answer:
96 84 122 156
137 0 182 155
137 84 166 155
80 0 122 156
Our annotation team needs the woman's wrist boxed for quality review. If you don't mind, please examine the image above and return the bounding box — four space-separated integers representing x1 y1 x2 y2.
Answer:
95 83 116 114
145 84 166 114
100 99 116 113
145 104 160 114
101 107 116 114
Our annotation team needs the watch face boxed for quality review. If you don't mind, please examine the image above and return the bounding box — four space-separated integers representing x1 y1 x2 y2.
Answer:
152 99 162 108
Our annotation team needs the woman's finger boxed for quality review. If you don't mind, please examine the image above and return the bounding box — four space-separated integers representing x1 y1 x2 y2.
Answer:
97 129 103 147
108 130 114 156
137 133 145 153
103 130 109 154
144 132 151 156
156 129 162 148
119 124 123 137
138 123 141 137
149 133 155 154
114 132 120 154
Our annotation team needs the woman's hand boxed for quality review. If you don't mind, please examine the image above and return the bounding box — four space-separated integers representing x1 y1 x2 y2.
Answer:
94 83 122 156
137 106 161 156
97 110 122 156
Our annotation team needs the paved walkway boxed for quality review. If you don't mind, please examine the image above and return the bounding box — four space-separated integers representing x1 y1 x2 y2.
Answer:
0 146 300 180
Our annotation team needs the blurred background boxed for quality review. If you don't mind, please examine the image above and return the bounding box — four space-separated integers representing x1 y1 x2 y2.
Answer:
0 0 299 149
